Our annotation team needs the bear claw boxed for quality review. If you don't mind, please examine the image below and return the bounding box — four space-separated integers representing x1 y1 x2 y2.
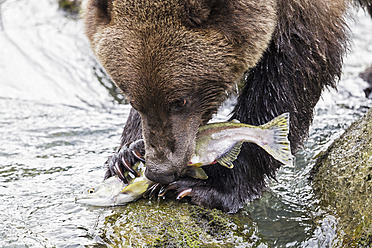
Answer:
176 188 192 200
158 182 178 197
104 139 145 182
113 159 128 184
132 150 145 162
120 156 140 177
143 183 161 199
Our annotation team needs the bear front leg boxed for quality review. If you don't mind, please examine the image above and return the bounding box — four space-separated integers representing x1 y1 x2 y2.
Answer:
104 108 144 182
159 177 245 213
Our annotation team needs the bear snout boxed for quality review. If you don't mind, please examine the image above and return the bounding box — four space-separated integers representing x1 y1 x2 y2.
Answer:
144 163 180 185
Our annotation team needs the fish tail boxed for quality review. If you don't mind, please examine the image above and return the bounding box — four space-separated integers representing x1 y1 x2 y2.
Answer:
259 113 293 165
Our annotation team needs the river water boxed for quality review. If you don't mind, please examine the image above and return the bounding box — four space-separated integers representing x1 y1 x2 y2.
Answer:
0 0 371 247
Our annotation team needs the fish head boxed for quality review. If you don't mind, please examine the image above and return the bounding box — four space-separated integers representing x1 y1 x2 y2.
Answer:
76 176 126 207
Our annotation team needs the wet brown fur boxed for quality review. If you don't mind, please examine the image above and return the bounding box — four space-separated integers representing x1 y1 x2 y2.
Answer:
85 0 276 109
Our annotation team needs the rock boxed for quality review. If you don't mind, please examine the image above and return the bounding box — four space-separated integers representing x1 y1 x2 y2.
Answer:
311 108 372 247
95 198 261 247
360 66 372 98
58 0 81 15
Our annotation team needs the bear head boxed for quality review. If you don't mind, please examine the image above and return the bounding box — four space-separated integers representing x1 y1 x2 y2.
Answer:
84 0 277 184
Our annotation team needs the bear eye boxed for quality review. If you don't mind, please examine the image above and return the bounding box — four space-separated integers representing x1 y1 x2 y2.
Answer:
171 98 188 109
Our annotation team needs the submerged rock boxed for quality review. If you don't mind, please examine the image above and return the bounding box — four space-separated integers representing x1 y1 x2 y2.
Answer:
311 108 372 247
95 198 261 247
58 0 81 15
360 66 372 98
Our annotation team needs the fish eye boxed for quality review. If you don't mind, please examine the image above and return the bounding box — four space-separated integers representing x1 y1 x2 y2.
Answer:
88 188 95 194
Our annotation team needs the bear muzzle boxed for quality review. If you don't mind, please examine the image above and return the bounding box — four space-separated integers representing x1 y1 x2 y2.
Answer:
144 163 180 185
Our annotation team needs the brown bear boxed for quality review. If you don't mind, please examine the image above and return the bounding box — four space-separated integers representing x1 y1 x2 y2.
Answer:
83 0 372 212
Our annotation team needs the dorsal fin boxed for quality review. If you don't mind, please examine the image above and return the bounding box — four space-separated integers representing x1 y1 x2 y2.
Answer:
184 166 209 180
217 141 244 169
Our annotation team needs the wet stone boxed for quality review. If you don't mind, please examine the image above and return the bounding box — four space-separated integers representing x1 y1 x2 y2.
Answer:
58 0 81 15
311 108 372 247
96 198 261 247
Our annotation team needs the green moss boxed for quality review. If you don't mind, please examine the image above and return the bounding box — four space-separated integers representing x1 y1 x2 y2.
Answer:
189 205 230 237
96 198 262 247
58 0 81 15
311 108 372 247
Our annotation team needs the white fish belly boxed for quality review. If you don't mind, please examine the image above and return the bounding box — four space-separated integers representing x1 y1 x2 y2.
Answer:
211 127 270 148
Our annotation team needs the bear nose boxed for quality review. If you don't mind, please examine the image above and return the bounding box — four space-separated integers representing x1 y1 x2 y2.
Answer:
144 166 179 185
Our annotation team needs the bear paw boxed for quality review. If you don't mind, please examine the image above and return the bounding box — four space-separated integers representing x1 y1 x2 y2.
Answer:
158 178 242 213
104 139 145 183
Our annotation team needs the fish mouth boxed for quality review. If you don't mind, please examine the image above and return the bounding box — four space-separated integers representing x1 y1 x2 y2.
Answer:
75 195 118 207
76 175 153 207
75 176 126 206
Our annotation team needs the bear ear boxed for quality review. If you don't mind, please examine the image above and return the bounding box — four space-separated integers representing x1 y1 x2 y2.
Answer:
84 0 112 40
184 0 218 27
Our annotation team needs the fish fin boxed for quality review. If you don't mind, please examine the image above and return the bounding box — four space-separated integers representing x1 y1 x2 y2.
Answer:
259 112 293 165
188 162 204 168
121 180 152 195
217 140 244 169
184 167 208 179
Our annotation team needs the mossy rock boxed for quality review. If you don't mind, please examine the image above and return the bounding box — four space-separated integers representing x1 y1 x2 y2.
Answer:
311 108 372 247
96 198 261 247
58 0 81 15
